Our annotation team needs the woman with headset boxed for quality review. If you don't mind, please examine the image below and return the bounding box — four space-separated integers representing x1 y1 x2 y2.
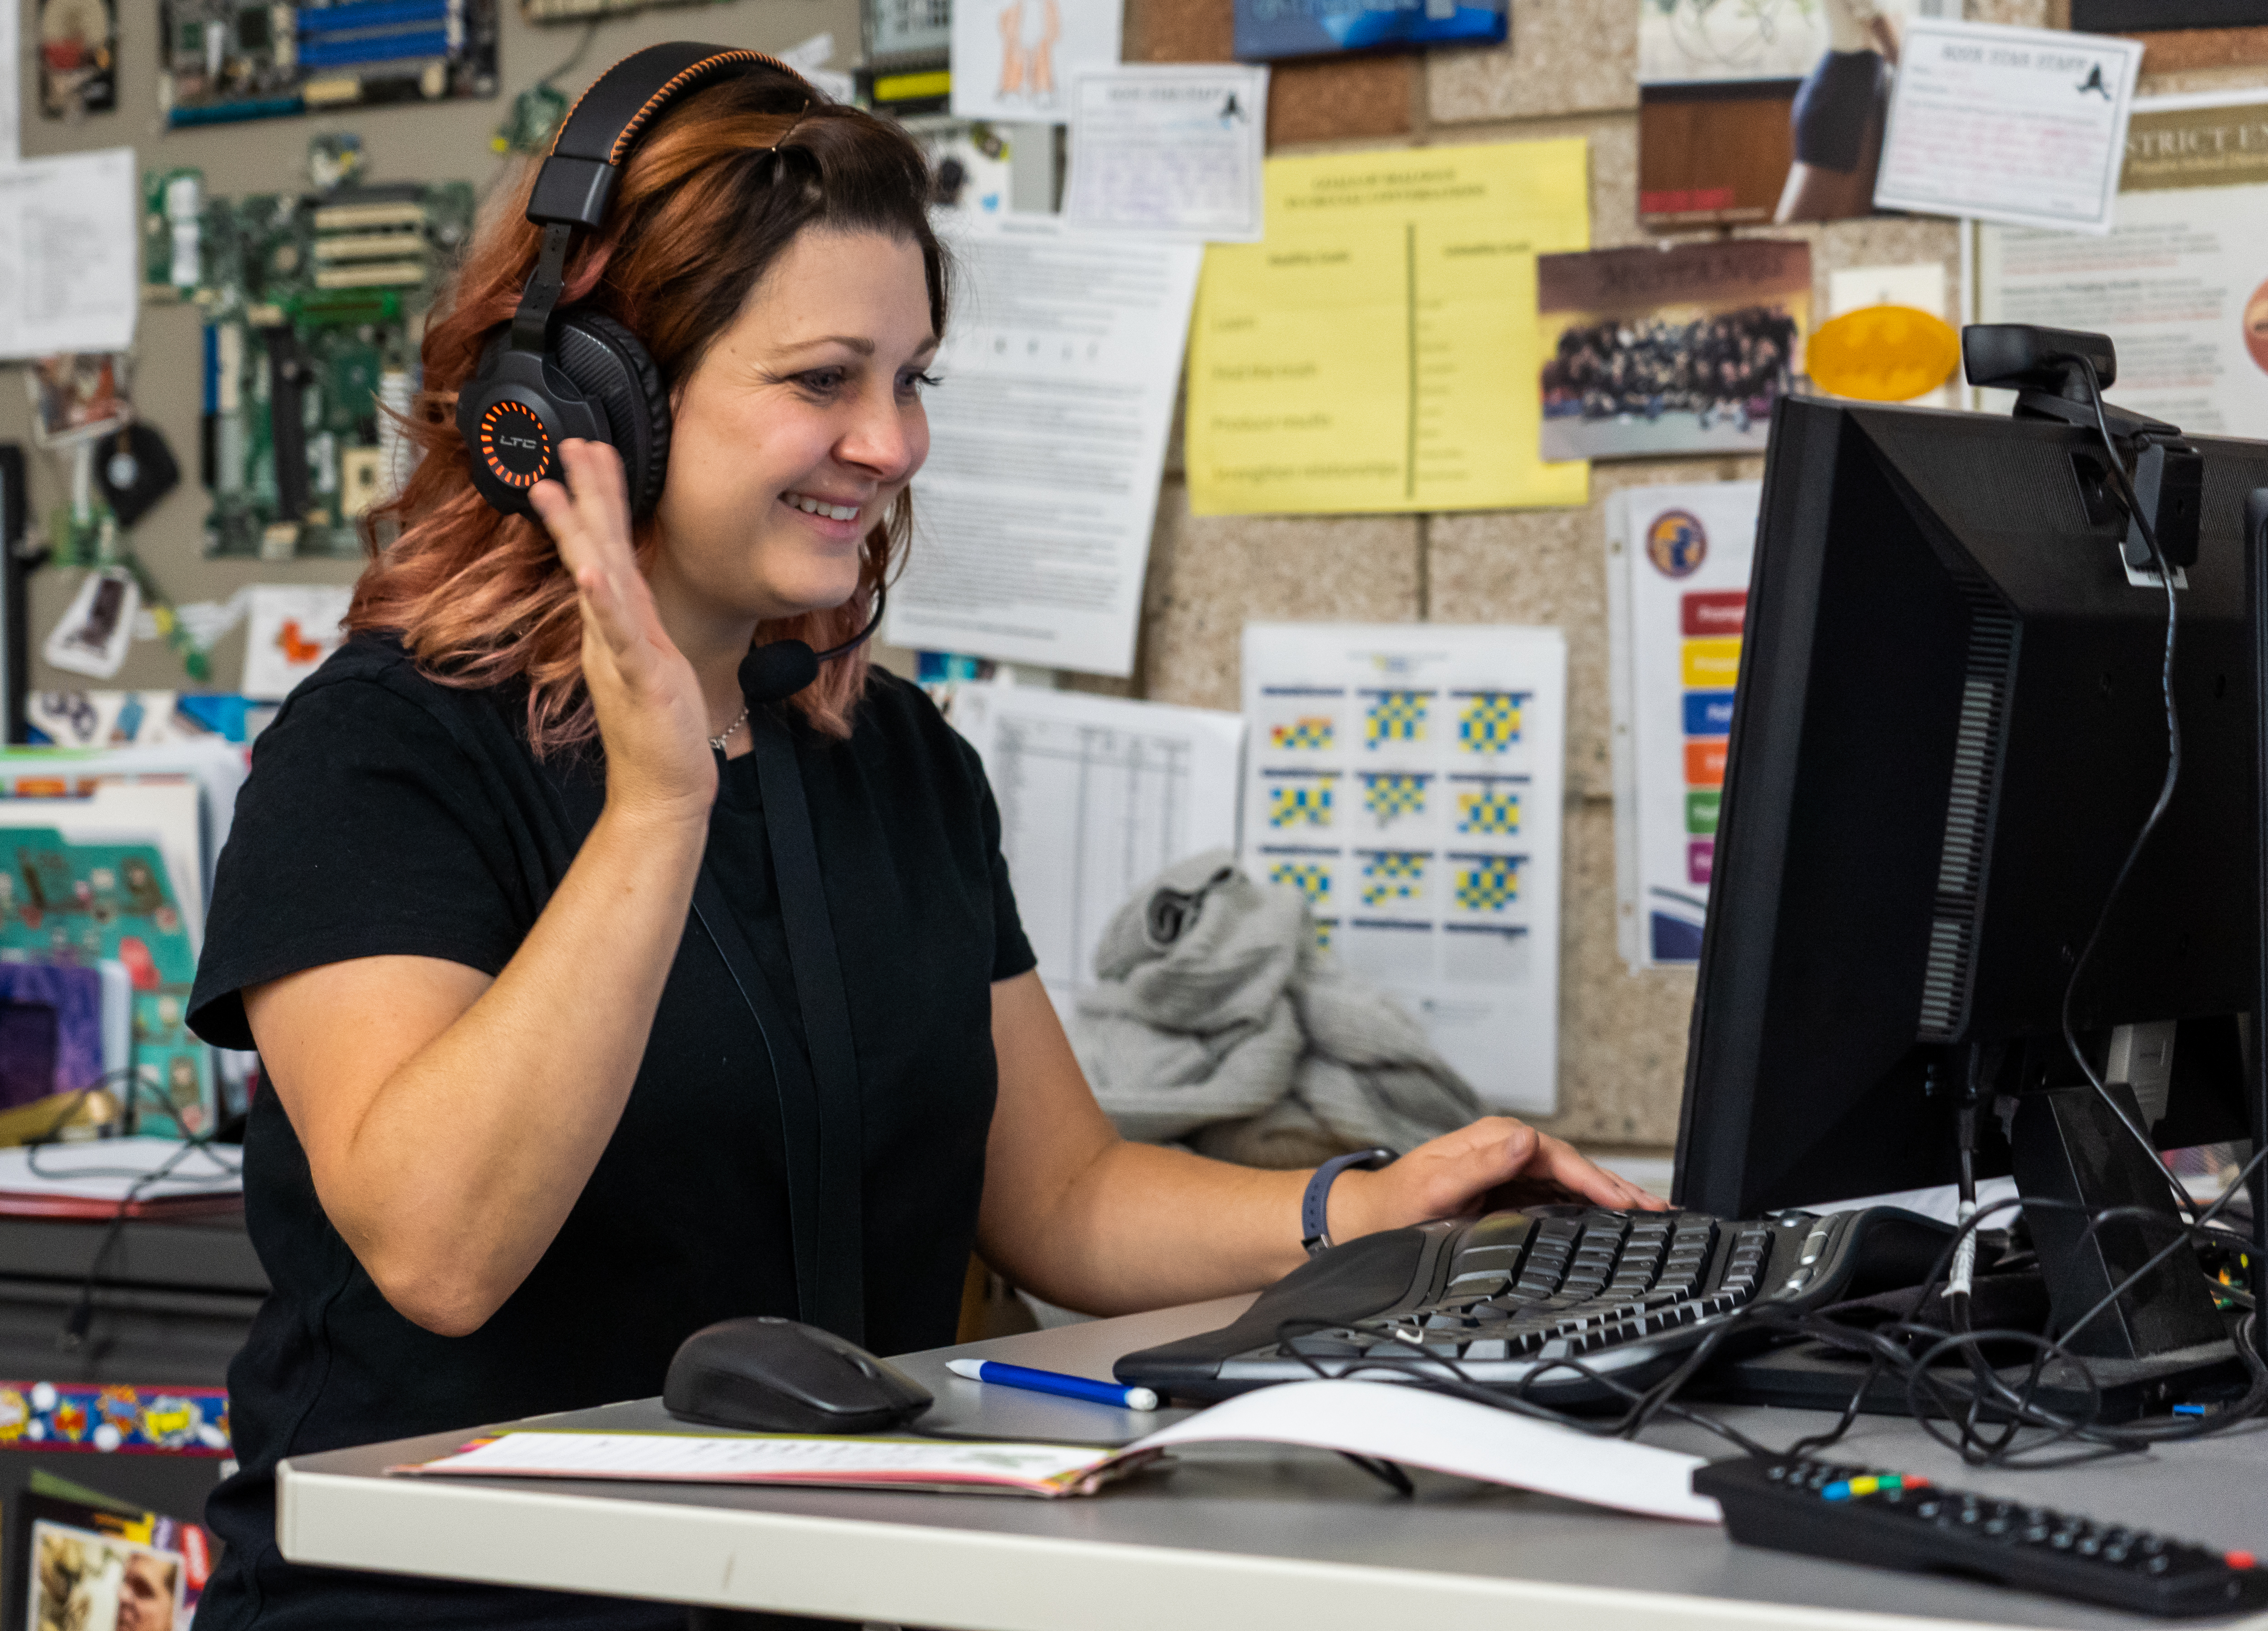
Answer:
185 47 1660 1630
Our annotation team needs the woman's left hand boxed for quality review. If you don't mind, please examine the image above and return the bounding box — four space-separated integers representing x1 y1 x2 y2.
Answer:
1331 1116 1668 1243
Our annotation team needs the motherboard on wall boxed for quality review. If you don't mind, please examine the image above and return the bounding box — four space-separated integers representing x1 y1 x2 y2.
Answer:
159 0 498 125
144 165 473 557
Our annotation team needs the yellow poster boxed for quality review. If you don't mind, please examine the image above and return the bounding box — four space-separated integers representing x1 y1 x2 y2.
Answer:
1188 139 1590 517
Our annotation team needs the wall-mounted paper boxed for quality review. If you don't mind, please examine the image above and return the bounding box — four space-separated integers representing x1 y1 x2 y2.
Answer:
242 585 353 702
953 684 1245 1010
1240 623 1566 1114
1874 18 2142 233
950 0 1122 124
1063 65 1268 243
888 215 1200 676
1606 481 1760 971
0 0 18 164
0 148 138 359
1537 239 1809 462
1189 140 1590 517
1976 91 2268 436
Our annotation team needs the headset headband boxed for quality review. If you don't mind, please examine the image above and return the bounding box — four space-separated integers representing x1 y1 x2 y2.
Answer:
509 44 812 353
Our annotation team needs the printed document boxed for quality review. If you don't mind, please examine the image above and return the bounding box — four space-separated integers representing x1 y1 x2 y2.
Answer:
1874 18 2142 233
1977 91 2268 436
0 0 17 165
400 1379 1722 1520
887 214 1200 676
1240 623 1566 1114
0 149 138 359
953 684 1244 1008
1063 66 1268 242
1605 481 1760 971
1189 140 1590 515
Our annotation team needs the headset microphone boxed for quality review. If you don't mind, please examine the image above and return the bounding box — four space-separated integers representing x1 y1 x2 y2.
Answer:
738 584 889 704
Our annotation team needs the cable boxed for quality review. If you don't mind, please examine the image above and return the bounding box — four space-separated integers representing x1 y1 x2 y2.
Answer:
2055 354 2194 1208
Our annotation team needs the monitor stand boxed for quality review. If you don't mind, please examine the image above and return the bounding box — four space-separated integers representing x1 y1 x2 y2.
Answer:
1705 1081 2242 1422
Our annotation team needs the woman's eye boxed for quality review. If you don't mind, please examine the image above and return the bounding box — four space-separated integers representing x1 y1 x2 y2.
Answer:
900 371 942 395
797 369 847 394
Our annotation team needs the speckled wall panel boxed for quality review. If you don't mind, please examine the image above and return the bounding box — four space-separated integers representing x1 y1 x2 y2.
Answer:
1538 796 1696 1147
1136 485 1423 713
1428 0 1639 125
1428 457 1760 801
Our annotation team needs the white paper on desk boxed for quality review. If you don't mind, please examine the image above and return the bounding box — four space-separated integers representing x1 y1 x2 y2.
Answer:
1063 66 1268 242
0 149 138 359
886 215 1200 678
1874 19 2142 235
1240 623 1567 1115
405 1430 1112 1497
952 683 1245 1007
1129 1381 1722 1523
950 0 1121 125
0 1137 242 1203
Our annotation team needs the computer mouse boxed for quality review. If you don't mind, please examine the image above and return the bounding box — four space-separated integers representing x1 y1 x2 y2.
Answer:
663 1315 934 1434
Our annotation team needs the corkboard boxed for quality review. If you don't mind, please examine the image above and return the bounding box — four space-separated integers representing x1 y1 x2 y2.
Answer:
1122 0 1414 144
2117 27 2268 72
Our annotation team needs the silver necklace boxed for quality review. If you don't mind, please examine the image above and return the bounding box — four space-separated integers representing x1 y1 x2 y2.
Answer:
709 705 749 753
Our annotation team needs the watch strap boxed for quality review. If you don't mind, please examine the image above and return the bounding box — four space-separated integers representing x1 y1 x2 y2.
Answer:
1300 1147 1396 1257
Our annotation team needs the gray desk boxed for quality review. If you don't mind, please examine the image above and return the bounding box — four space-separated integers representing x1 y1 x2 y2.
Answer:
278 1297 2268 1631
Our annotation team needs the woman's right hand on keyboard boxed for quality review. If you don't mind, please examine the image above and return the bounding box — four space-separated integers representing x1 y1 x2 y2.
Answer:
1331 1116 1669 1244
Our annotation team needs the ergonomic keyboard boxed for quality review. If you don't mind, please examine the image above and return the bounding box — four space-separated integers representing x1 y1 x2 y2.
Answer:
1116 1203 1952 1405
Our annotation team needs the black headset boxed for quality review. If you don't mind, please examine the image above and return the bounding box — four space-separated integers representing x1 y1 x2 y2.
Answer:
457 42 887 700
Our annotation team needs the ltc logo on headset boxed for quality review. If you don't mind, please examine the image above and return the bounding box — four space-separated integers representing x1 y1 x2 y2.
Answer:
478 402 554 489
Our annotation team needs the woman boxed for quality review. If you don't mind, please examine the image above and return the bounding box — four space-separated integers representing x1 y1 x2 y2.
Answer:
1774 0 1900 225
186 52 1659 1630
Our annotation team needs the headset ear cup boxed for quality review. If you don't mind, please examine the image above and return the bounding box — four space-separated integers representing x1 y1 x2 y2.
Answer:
552 312 672 519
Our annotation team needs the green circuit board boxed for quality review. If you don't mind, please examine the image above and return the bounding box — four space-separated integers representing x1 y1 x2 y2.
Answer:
145 167 474 557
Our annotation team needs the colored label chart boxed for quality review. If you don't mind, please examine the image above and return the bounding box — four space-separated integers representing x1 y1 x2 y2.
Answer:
1678 593 1744 885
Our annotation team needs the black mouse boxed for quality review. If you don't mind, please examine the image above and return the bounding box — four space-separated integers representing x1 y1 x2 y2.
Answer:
663 1316 933 1434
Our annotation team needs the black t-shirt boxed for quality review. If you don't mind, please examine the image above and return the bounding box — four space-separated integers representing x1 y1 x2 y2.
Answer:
187 635 1033 1630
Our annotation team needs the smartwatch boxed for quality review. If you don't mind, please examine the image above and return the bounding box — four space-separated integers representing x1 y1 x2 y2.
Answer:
1299 1147 1396 1257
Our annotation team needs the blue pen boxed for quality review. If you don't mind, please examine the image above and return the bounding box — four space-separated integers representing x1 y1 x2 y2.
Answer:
945 1358 1160 1412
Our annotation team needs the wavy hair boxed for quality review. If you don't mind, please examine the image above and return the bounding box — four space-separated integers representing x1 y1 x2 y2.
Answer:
349 71 947 754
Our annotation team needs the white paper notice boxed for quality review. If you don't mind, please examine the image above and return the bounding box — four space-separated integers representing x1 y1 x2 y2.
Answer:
1976 92 2268 438
953 683 1245 1008
0 0 19 165
1063 65 1268 242
1874 19 2142 234
1606 482 1759 972
950 0 1122 124
888 215 1200 676
241 584 354 701
0 149 139 359
1240 623 1566 1115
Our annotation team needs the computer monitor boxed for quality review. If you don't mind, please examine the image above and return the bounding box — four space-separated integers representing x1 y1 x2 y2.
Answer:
1672 373 2268 1365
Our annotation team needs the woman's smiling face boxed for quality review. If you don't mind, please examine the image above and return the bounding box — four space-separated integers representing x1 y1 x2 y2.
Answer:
647 226 936 638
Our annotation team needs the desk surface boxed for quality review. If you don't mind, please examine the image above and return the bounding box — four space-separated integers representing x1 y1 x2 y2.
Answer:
278 1297 2268 1631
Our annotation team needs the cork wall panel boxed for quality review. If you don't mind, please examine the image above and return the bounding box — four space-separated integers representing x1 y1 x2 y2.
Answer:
1428 0 1640 126
1269 58 1418 146
1136 486 1423 712
1537 796 1696 1147
1428 457 1759 801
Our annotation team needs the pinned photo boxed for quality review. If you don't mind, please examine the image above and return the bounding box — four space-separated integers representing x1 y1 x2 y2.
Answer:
1538 239 1810 461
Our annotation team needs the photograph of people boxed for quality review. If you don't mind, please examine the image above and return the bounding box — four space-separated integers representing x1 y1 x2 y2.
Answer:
182 50 1662 1630
1774 0 1901 223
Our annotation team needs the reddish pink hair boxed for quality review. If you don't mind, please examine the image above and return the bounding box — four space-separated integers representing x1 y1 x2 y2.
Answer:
349 77 948 754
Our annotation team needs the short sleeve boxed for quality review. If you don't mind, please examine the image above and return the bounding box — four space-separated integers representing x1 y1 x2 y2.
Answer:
967 737 1037 986
187 677 535 1050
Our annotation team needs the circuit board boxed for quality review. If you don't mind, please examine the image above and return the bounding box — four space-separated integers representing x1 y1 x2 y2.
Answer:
145 169 474 557
158 0 497 126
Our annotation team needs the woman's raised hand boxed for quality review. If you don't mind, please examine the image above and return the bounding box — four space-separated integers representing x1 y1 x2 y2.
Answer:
528 439 718 824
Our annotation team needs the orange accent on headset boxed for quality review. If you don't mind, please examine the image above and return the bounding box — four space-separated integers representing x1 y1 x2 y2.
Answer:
547 49 808 164
479 402 550 489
